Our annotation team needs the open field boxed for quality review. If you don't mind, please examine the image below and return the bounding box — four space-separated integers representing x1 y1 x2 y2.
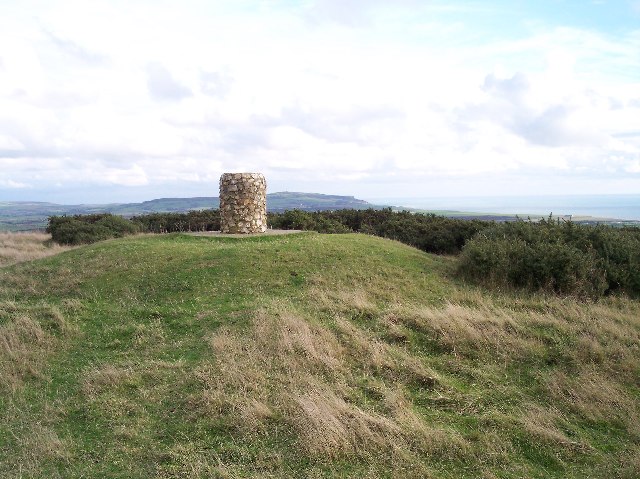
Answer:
1 232 639 477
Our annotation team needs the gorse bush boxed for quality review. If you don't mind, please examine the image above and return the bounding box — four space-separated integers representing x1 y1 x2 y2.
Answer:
269 208 490 254
48 210 220 244
458 232 607 298
131 210 221 233
47 214 138 245
457 219 640 298
267 209 351 234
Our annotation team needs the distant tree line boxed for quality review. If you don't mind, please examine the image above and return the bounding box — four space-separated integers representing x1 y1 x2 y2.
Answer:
47 209 640 298
46 211 221 245
47 208 490 255
267 208 491 254
130 210 220 233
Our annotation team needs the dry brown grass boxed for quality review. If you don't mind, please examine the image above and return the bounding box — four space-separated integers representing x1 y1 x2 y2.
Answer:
299 282 640 475
521 404 590 452
395 300 545 361
0 232 73 267
545 368 639 433
191 303 466 472
0 303 72 393
382 289 640 370
82 359 187 405
0 421 71 478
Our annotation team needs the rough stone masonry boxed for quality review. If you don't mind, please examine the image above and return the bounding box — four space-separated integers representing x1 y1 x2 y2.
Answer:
219 173 267 234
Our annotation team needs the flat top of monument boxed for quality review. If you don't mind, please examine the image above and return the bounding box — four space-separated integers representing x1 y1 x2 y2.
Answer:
187 229 302 238
221 172 264 176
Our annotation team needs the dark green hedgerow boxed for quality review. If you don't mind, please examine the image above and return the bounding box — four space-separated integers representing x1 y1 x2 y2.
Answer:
130 210 220 233
457 219 640 298
47 210 221 245
48 208 490 254
268 208 490 254
47 214 138 245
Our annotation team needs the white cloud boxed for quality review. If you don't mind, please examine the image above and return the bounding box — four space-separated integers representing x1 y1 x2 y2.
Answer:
625 159 640 173
100 164 149 187
0 134 24 151
0 0 638 201
0 179 30 189
146 63 192 101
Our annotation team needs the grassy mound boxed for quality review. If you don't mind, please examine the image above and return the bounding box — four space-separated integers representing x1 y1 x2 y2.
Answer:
1 233 639 478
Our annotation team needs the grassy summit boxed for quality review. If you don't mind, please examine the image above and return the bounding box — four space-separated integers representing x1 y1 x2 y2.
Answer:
1 233 639 478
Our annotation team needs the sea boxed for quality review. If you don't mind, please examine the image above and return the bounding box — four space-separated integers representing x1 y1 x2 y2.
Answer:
363 194 640 222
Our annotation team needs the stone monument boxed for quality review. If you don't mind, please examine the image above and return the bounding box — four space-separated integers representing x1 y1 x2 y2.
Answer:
219 173 267 234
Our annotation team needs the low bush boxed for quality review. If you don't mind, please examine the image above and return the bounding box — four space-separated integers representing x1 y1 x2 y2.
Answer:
47 214 138 245
268 208 490 254
48 210 220 244
268 209 350 233
131 210 220 233
458 219 640 298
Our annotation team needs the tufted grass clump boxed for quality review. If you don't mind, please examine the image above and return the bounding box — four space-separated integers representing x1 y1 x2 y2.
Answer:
0 232 73 267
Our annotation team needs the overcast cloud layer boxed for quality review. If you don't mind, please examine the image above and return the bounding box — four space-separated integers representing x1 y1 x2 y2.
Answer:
0 0 639 203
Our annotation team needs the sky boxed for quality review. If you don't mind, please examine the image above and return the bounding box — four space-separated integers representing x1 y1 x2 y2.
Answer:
0 0 639 204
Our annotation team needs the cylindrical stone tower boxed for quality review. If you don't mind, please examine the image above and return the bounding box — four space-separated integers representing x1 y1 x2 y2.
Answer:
219 173 267 234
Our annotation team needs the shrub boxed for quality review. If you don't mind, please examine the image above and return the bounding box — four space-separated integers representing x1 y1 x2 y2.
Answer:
47 214 138 245
131 210 220 233
48 210 222 245
268 210 350 233
94 215 138 237
268 209 490 254
458 219 640 298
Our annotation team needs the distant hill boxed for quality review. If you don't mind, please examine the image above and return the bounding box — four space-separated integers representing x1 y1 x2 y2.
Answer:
0 192 380 231
110 192 375 215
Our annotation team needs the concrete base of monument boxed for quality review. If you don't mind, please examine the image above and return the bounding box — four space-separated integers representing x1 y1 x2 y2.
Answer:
187 229 303 238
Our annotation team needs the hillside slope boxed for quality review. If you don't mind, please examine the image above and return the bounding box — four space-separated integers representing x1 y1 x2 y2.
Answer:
1 233 639 478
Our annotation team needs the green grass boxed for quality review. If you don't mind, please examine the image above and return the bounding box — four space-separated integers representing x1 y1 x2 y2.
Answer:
1 232 639 478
